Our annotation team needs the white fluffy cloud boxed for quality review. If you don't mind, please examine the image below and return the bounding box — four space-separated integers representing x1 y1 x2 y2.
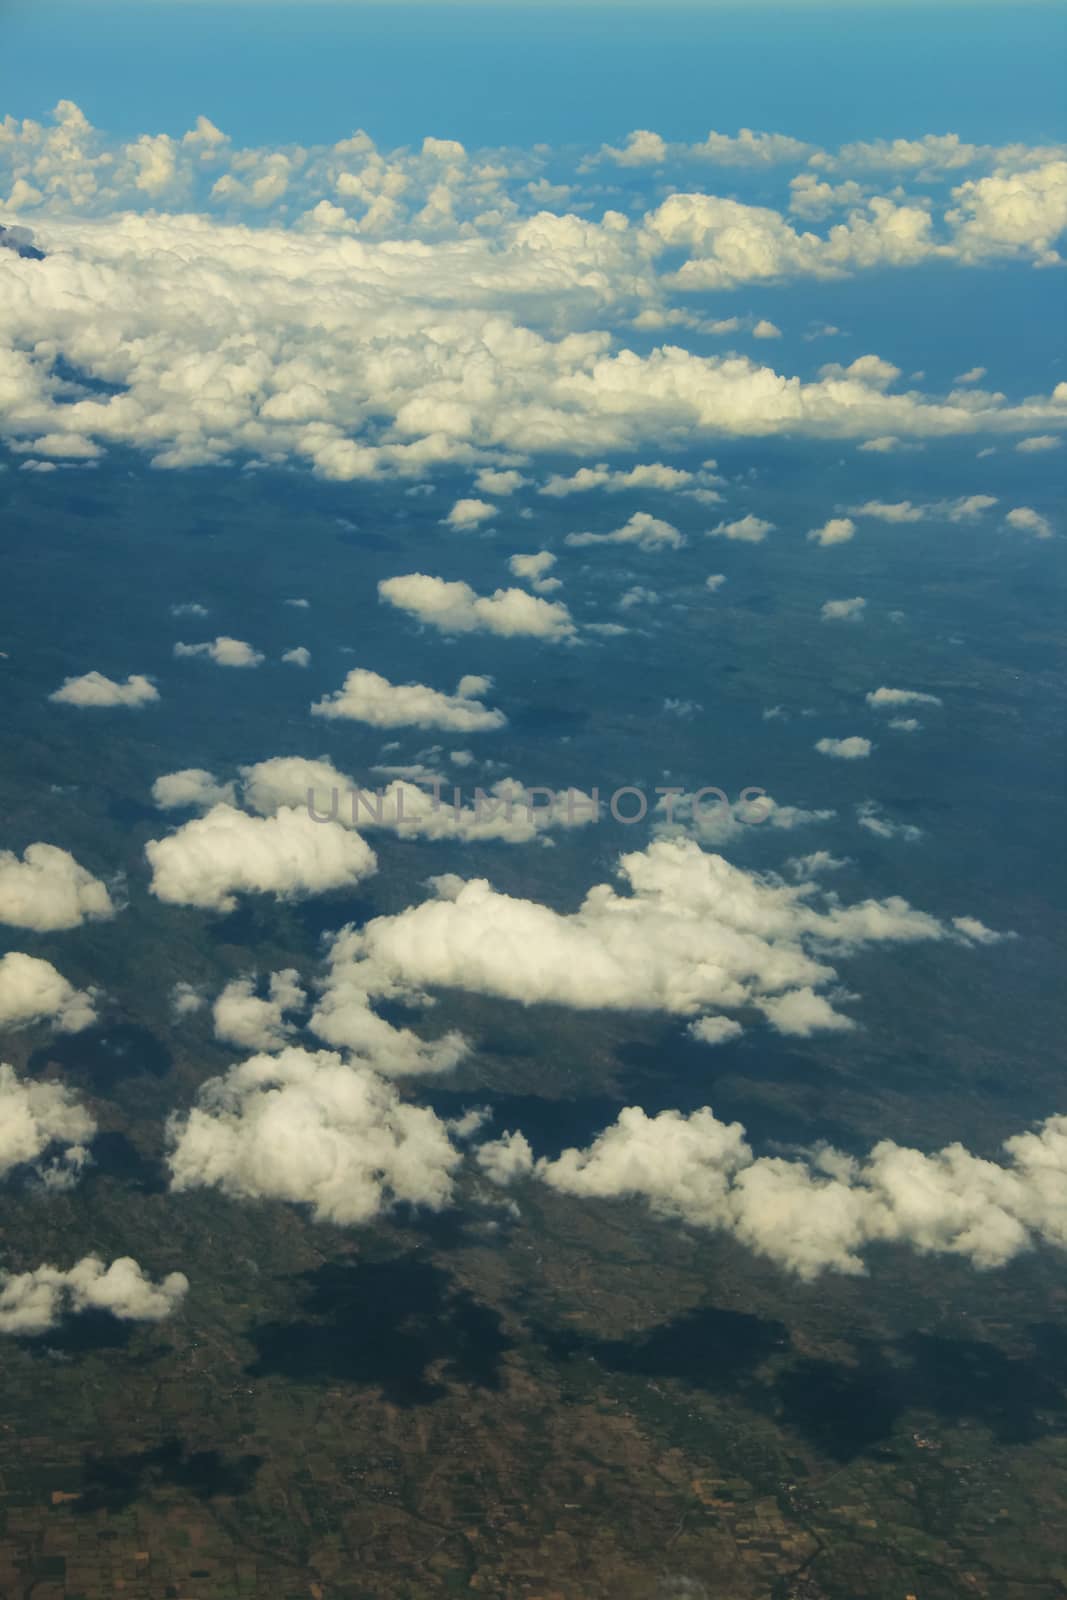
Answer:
821 596 866 621
483 1103 1067 1280
167 1046 466 1223
213 969 305 1052
0 1061 96 1186
152 768 238 810
0 1255 188 1336
0 843 114 932
815 735 872 759
1005 506 1053 539
174 636 264 667
444 496 496 529
2 196 1062 488
49 671 159 708
807 516 855 546
508 550 560 592
318 837 987 1046
848 494 998 523
239 754 598 849
866 687 942 709
282 646 311 667
0 952 97 1034
311 667 506 731
145 804 377 912
379 573 575 639
708 514 774 543
565 511 684 550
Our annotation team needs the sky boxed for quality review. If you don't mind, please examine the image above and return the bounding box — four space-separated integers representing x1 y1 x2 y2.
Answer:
2 2 1066 150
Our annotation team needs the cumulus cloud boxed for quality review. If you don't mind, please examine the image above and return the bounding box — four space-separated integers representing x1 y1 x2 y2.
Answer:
866 687 942 709
379 573 575 639
444 496 495 529
654 789 834 848
0 843 114 932
705 573 726 592
1016 434 1061 453
856 801 922 842
317 837 985 1048
145 804 377 912
167 1046 466 1223
174 636 264 667
282 646 311 667
708 514 774 543
508 550 560 592
1005 506 1053 539
213 969 305 1052
152 768 238 810
475 467 526 495
0 1061 96 1186
0 953 97 1034
49 671 158 708
3 195 1061 490
848 494 997 523
495 1103 1067 1280
807 516 855 546
540 462 719 498
239 754 598 850
565 511 684 550
815 735 872 759
820 596 866 621
171 980 205 1018
0 1256 188 1336
311 667 506 731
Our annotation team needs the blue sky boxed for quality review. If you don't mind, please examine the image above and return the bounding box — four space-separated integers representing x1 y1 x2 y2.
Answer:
3 2 1066 150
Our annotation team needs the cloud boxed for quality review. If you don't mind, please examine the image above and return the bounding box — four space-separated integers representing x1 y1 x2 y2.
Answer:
443 496 496 529
152 768 238 810
0 843 114 932
166 1046 466 1224
282 646 311 667
239 754 599 849
847 495 997 523
379 573 575 639
213 969 305 1052
311 666 506 731
807 516 855 546
856 801 922 842
815 735 872 759
705 573 726 592
145 804 377 912
565 511 684 550
1015 435 1061 453
540 462 717 497
174 636 264 667
508 550 560 592
171 980 204 1018
654 789 834 848
0 953 97 1034
866 687 942 709
708 514 774 543
955 366 987 384
0 1256 188 1337
820 596 866 621
475 468 526 495
0 1061 96 1186
495 1103 1067 1280
320 837 984 1048
49 671 158 708
752 319 781 339
1005 506 1053 539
